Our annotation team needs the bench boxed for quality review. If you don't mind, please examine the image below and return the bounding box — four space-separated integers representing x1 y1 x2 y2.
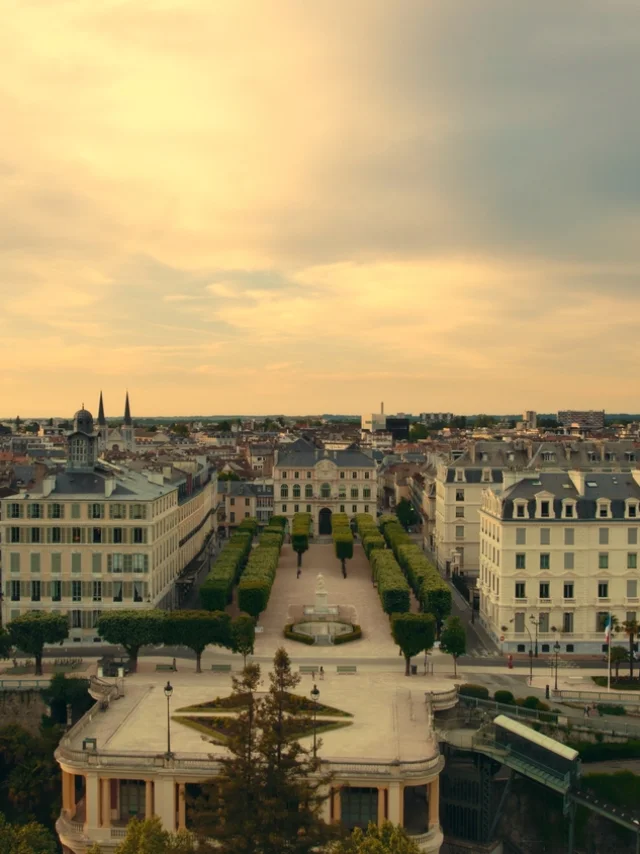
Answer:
211 664 232 673
336 665 357 675
299 666 319 674
155 663 176 672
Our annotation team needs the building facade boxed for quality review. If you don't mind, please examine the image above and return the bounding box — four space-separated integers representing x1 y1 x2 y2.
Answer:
558 410 605 431
219 480 274 532
273 438 377 534
1 408 217 639
478 471 640 654
97 392 136 453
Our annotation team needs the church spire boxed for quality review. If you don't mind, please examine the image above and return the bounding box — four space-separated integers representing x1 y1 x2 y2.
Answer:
124 391 132 425
97 391 106 426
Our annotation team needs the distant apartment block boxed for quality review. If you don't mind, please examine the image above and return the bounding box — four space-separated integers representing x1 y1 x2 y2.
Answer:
558 410 605 431
419 413 454 426
219 480 274 531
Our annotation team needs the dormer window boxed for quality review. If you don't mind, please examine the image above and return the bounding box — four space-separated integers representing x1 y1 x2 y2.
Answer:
626 500 639 519
515 501 527 519
625 452 636 462
540 501 550 518
563 500 576 519
606 452 616 462
455 469 464 482
507 453 515 462
588 452 597 463
542 452 555 463
597 500 612 519
481 452 489 462
482 468 491 483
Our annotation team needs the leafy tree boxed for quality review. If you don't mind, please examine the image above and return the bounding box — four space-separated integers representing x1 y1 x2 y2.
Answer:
0 628 12 659
395 499 418 531
609 646 629 679
439 616 466 677
537 416 559 429
163 610 231 673
170 422 190 437
408 423 429 441
0 812 58 854
86 815 197 853
218 471 241 482
96 611 165 673
329 821 420 854
41 673 94 725
8 612 68 675
391 613 436 676
230 614 256 666
0 725 60 827
619 618 640 679
473 414 495 428
191 651 335 854
333 528 354 577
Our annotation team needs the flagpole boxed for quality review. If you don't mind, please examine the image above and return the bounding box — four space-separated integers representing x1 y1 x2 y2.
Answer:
607 611 612 693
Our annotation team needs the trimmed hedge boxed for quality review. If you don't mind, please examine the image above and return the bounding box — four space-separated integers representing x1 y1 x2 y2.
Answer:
568 740 640 763
200 531 253 611
237 545 281 617
332 625 362 645
370 549 410 614
494 690 516 705
284 623 315 645
268 515 287 530
458 683 490 700
292 512 312 556
237 517 259 536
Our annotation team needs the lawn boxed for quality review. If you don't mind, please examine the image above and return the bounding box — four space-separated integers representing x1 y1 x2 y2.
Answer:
592 676 640 691
174 714 353 743
177 690 352 717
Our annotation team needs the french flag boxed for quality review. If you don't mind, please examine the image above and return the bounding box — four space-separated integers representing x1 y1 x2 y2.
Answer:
604 616 612 643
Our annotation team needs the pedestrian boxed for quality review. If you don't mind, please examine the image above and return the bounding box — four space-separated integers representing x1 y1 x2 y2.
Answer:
297 568 301 579
319 666 324 680
173 658 177 672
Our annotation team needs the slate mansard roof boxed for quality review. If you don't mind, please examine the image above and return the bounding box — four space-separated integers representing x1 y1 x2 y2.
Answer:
498 472 640 522
276 438 375 469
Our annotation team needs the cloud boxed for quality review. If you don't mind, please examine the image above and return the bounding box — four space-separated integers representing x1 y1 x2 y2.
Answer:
1 0 639 414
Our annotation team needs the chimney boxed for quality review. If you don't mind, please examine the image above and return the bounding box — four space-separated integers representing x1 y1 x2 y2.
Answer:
469 442 476 463
104 474 116 498
564 445 572 461
381 402 384 415
569 470 586 496
526 441 534 461
42 473 57 497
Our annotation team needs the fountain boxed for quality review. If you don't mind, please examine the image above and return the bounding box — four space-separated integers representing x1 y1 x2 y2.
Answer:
291 574 355 645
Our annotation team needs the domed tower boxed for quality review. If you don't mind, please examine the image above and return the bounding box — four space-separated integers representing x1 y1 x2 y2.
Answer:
67 405 99 471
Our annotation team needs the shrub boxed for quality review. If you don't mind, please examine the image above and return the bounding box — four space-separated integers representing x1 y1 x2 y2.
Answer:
522 695 542 710
284 623 315 645
237 545 281 617
332 625 362 645
237 517 259 536
370 549 410 614
597 703 626 716
200 532 252 611
569 740 640 763
458 683 490 700
494 690 516 705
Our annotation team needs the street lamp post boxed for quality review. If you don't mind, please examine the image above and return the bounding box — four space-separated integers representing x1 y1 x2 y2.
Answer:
530 615 540 657
510 618 534 684
311 683 320 759
553 641 561 692
164 681 174 758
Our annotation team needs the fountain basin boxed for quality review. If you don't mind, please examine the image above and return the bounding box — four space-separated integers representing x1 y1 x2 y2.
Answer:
291 619 355 645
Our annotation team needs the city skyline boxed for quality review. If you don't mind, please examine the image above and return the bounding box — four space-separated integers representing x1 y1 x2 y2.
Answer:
3 1 640 415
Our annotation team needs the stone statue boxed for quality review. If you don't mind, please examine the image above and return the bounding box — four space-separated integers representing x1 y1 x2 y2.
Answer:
315 573 327 594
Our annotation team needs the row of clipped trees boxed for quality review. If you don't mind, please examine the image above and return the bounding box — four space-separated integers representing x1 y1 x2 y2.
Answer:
292 512 312 567
237 516 287 617
332 513 354 577
0 608 256 675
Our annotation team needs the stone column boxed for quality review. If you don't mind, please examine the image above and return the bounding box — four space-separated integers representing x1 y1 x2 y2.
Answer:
61 771 72 813
178 783 186 830
332 787 342 824
145 780 154 818
154 778 176 831
100 778 111 828
377 787 387 825
84 773 100 830
387 782 401 824
428 778 439 829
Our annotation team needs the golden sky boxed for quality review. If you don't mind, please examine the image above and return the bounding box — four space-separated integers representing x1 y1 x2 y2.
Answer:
2 1 639 416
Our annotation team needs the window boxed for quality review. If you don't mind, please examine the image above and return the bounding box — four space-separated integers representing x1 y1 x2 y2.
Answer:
563 613 574 633
456 490 465 502
92 527 102 544
30 527 41 543
133 528 144 544
91 503 104 519
363 487 371 499
564 528 575 545
627 580 638 598
245 498 250 506
111 554 124 573
455 526 464 539
72 581 82 602
539 612 549 633
130 504 146 520
306 504 311 512
305 485 313 498
540 501 550 518
51 527 61 543
132 555 147 573
110 504 125 519
364 472 370 480
281 504 287 513
230 512 235 523
516 504 526 518
364 504 369 512
133 581 144 602
71 503 80 519
340 472 345 480
599 528 609 545
540 553 550 570
630 528 639 545
92 554 102 574
340 787 378 832
10 527 20 543
282 471 287 479
564 552 574 570
596 611 609 631
28 503 42 519
539 582 550 599
627 611 637 623
514 612 525 632
540 528 550 545
515 554 526 569
230 498 235 506
113 528 123 544
72 527 82 543
71 610 82 629
482 469 491 482
320 483 331 499
598 581 609 598
10 581 20 601
71 553 82 573
51 553 61 573
10 553 20 573
294 471 300 479
293 485 301 498
598 553 609 570
564 582 574 599
280 485 288 498
455 506 464 518
516 528 526 545
629 503 638 518
351 488 359 499
93 582 102 602
8 503 22 518
352 472 357 479
113 581 123 602
30 553 40 573
352 505 357 513
628 553 638 569
515 582 526 599
455 469 464 482
564 502 574 518
52 580 61 602
49 503 63 519
294 505 299 513
340 505 345 513
306 471 312 479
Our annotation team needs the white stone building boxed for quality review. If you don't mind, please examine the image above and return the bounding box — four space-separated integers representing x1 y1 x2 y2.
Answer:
273 438 377 534
478 470 640 655
2 408 217 640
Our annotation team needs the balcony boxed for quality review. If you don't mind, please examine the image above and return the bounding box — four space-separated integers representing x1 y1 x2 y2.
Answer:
538 598 552 605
